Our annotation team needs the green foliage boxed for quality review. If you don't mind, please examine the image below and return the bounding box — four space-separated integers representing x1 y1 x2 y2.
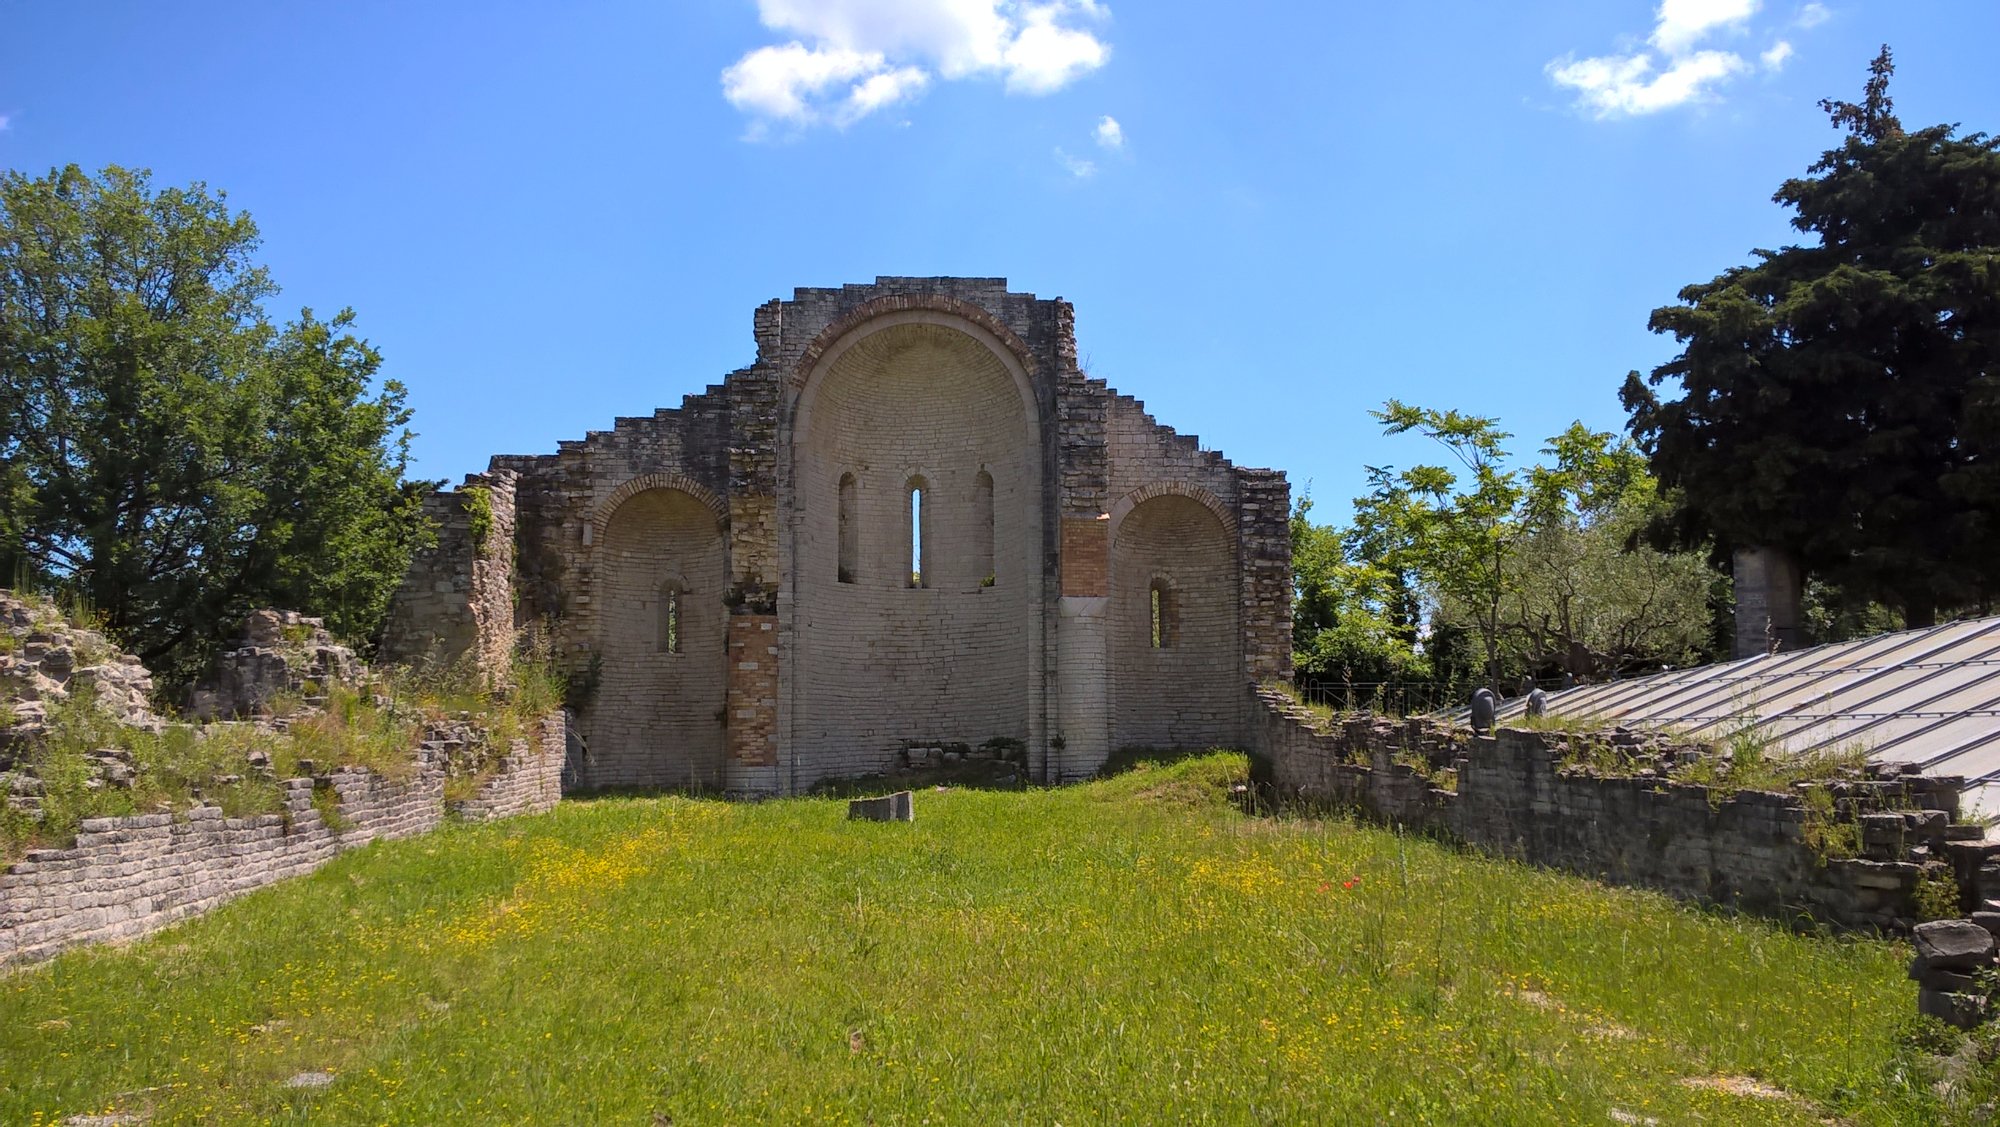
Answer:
1624 48 2000 627
0 759 1945 1123
462 485 494 550
0 164 432 683
1290 495 1429 685
1306 404 1717 695
1914 868 1963 923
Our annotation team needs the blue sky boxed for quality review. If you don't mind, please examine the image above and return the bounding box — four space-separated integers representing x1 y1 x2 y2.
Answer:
2 1 1994 519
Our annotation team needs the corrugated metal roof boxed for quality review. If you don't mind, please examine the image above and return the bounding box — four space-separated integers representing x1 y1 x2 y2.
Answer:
1466 617 2000 816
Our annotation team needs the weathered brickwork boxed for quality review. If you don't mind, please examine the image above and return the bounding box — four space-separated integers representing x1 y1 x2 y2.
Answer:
0 714 566 967
1253 690 1970 932
389 278 1293 794
380 468 519 677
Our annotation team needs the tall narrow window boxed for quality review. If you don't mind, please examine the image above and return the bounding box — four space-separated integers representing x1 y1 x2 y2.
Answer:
908 476 929 588
1149 579 1176 649
974 470 995 586
837 472 858 584
660 582 683 654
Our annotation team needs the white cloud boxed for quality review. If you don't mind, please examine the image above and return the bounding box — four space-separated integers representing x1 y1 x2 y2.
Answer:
1546 0 1798 118
1796 2 1831 28
1054 146 1095 178
1651 0 1759 55
724 0 1112 133
1549 49 1749 116
1093 114 1122 149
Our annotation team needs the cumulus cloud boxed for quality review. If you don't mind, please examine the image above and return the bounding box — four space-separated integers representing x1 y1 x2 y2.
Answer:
1796 2 1831 28
723 0 1111 133
1093 114 1122 149
1546 0 1792 117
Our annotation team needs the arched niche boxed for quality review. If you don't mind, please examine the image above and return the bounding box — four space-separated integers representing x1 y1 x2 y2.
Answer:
1111 492 1241 750
785 314 1044 785
585 486 728 789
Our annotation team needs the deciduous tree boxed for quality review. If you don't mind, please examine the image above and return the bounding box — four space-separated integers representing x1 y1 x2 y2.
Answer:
0 165 429 682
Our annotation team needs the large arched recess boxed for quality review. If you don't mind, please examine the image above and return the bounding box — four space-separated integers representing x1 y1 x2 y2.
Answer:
585 486 728 789
785 312 1044 786
1110 492 1241 750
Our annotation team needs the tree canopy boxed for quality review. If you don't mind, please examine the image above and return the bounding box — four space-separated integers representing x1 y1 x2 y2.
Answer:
1293 404 1717 698
0 165 429 682
1623 47 2000 627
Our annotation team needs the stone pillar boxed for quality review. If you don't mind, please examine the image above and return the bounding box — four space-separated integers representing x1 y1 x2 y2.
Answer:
1733 546 1803 658
1056 594 1110 780
726 614 779 792
1236 469 1293 687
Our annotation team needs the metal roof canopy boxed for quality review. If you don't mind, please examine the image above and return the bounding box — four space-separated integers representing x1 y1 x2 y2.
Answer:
1464 617 2000 818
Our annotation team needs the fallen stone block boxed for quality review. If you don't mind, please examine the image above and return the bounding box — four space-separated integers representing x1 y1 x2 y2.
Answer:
1913 919 1997 971
848 792 914 823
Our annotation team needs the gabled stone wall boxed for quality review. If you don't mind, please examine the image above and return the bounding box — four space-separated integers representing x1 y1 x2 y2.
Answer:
389 278 1295 794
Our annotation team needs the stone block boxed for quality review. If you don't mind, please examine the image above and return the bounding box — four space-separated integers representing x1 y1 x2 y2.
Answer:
848 792 914 823
1920 988 1990 1030
1913 919 1997 971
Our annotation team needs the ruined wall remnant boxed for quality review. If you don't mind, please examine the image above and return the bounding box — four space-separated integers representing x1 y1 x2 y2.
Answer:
393 278 1294 794
0 714 566 967
1252 689 1978 933
380 468 520 680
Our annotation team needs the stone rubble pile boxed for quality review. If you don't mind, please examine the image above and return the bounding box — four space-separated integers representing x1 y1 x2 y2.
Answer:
0 591 165 753
188 609 363 721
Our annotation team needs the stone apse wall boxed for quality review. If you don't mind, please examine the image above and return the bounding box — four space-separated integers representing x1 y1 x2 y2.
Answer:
388 278 1294 794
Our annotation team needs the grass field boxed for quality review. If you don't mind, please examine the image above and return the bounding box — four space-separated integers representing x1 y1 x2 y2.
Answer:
0 753 1967 1124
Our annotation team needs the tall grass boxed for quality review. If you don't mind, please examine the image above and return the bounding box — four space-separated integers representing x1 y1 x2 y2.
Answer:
0 754 1961 1124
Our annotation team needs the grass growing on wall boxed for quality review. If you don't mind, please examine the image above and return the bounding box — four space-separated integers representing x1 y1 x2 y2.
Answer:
0 753 1964 1125
0 643 567 862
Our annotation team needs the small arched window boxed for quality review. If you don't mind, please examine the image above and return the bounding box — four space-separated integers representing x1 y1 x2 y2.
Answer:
660 581 684 654
974 469 995 586
908 475 930 588
837 472 858 584
1149 578 1176 649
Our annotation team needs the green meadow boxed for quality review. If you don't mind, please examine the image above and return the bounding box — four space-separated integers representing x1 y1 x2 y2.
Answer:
0 754 1964 1124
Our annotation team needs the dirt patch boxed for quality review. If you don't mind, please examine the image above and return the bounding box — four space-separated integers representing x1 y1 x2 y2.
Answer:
1679 1074 1797 1102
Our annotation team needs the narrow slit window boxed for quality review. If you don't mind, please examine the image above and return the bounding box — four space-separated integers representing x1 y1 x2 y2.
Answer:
975 470 995 586
837 472 858 584
908 476 929 588
1149 579 1176 649
660 583 683 654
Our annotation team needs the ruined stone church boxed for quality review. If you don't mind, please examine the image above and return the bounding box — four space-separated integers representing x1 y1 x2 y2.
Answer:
383 278 1292 794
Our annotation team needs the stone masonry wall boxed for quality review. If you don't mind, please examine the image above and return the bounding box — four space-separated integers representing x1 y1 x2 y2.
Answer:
1253 690 1969 932
379 469 519 680
0 712 567 968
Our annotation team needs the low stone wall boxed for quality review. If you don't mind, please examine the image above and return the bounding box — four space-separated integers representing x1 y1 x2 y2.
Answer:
0 713 567 969
1253 690 1974 932
453 716 565 820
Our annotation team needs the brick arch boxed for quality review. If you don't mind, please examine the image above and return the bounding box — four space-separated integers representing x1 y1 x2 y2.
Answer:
1107 481 1237 540
593 473 726 538
790 295 1039 391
